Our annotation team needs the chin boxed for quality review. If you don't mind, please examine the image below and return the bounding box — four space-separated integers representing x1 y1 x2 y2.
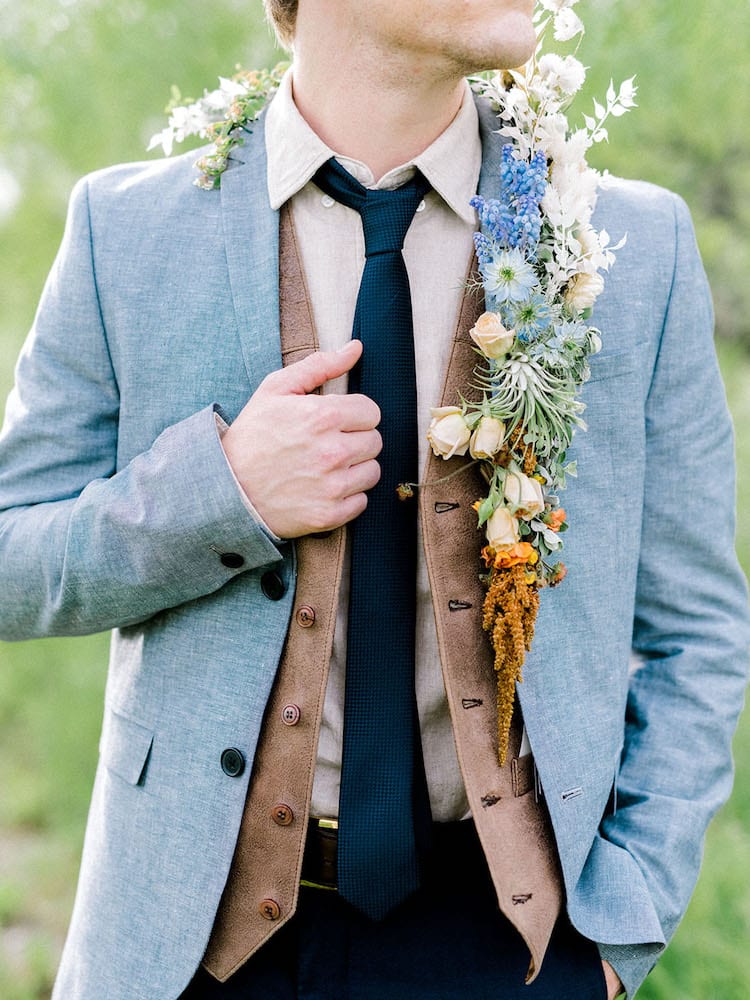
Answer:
469 11 537 73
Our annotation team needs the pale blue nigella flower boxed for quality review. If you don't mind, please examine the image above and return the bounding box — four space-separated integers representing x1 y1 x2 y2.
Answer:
481 249 537 304
512 292 553 342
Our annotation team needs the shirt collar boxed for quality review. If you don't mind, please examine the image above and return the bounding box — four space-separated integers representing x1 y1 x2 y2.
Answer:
265 70 481 225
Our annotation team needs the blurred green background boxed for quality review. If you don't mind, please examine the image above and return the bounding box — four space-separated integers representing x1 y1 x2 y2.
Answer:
1 1 748 996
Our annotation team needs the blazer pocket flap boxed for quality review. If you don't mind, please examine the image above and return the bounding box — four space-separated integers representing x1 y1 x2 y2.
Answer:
100 709 154 786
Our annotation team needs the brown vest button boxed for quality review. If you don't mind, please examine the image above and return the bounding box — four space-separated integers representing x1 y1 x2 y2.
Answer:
295 605 316 627
271 803 294 826
281 704 301 726
258 898 281 921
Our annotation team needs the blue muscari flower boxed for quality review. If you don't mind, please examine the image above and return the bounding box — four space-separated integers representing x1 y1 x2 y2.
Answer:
473 231 496 266
512 292 553 342
471 146 547 256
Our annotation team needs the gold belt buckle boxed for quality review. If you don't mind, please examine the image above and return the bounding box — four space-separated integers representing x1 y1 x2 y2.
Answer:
300 817 339 891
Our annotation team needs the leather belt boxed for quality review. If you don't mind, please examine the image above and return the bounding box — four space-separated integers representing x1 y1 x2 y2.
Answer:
300 818 339 891
301 761 537 891
300 815 505 894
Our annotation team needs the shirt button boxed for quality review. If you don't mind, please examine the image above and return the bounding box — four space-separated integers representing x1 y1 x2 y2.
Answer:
296 605 316 628
261 570 286 601
220 552 245 569
321 194 335 208
220 748 246 777
258 898 281 921
281 704 301 726
271 803 294 826
416 199 426 213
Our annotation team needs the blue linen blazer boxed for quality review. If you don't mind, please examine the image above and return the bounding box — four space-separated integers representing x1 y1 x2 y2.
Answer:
0 100 748 999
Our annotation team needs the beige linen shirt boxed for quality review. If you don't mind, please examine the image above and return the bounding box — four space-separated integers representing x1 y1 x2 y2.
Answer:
264 70 481 821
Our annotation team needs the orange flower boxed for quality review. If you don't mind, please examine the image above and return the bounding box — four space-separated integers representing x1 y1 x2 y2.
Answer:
549 562 568 587
482 541 537 569
547 508 567 532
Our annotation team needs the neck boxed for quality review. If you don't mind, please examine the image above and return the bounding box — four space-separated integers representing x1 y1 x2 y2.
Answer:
291 35 465 181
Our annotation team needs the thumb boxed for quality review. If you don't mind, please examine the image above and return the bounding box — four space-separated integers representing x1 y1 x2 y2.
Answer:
263 339 363 396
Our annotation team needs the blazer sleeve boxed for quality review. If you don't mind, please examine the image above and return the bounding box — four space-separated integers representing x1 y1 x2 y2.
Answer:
596 194 750 996
0 176 284 640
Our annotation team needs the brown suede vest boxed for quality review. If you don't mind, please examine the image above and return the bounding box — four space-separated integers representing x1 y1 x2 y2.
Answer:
202 205 563 984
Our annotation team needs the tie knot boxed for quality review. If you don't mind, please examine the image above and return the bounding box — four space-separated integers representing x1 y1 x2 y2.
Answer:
313 158 431 257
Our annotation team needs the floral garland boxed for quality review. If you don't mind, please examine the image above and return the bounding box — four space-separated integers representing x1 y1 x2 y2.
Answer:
149 0 635 765
148 63 289 188
426 1 635 762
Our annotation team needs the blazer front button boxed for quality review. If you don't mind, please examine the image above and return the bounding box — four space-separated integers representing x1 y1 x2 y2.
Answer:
261 570 286 601
271 803 294 826
220 748 246 777
259 898 281 921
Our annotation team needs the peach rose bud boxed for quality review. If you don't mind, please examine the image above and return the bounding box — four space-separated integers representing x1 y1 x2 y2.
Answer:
469 311 515 359
427 406 471 460
469 415 506 460
504 470 545 519
485 506 520 549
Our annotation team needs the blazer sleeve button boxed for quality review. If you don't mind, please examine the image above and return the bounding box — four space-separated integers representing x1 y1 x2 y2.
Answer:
219 552 245 569
261 570 286 601
220 748 246 777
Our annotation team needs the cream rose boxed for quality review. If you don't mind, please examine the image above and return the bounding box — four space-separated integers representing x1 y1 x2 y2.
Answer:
564 270 605 312
504 470 545 519
469 416 506 460
469 312 515 359
427 406 471 460
485 506 520 549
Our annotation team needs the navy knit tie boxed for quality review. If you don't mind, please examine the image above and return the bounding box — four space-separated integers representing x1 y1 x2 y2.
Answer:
313 158 432 920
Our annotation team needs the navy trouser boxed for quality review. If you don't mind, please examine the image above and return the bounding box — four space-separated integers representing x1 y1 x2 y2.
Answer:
182 822 607 1000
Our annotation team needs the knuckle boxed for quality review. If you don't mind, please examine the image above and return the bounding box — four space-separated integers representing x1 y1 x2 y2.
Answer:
318 440 347 472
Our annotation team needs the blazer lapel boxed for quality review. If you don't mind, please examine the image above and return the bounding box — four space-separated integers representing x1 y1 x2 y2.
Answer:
219 112 283 387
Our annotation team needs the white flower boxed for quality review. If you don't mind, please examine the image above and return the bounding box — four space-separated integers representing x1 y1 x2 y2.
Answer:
504 471 545 519
470 416 506 460
485 507 520 549
564 271 605 311
147 127 175 156
543 161 600 228
427 406 471 460
537 54 586 97
553 8 585 41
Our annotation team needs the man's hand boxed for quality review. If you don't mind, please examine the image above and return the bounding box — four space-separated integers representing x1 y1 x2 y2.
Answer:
221 340 382 538
602 960 625 999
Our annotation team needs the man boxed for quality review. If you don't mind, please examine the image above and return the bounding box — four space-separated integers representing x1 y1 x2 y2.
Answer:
0 0 747 998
